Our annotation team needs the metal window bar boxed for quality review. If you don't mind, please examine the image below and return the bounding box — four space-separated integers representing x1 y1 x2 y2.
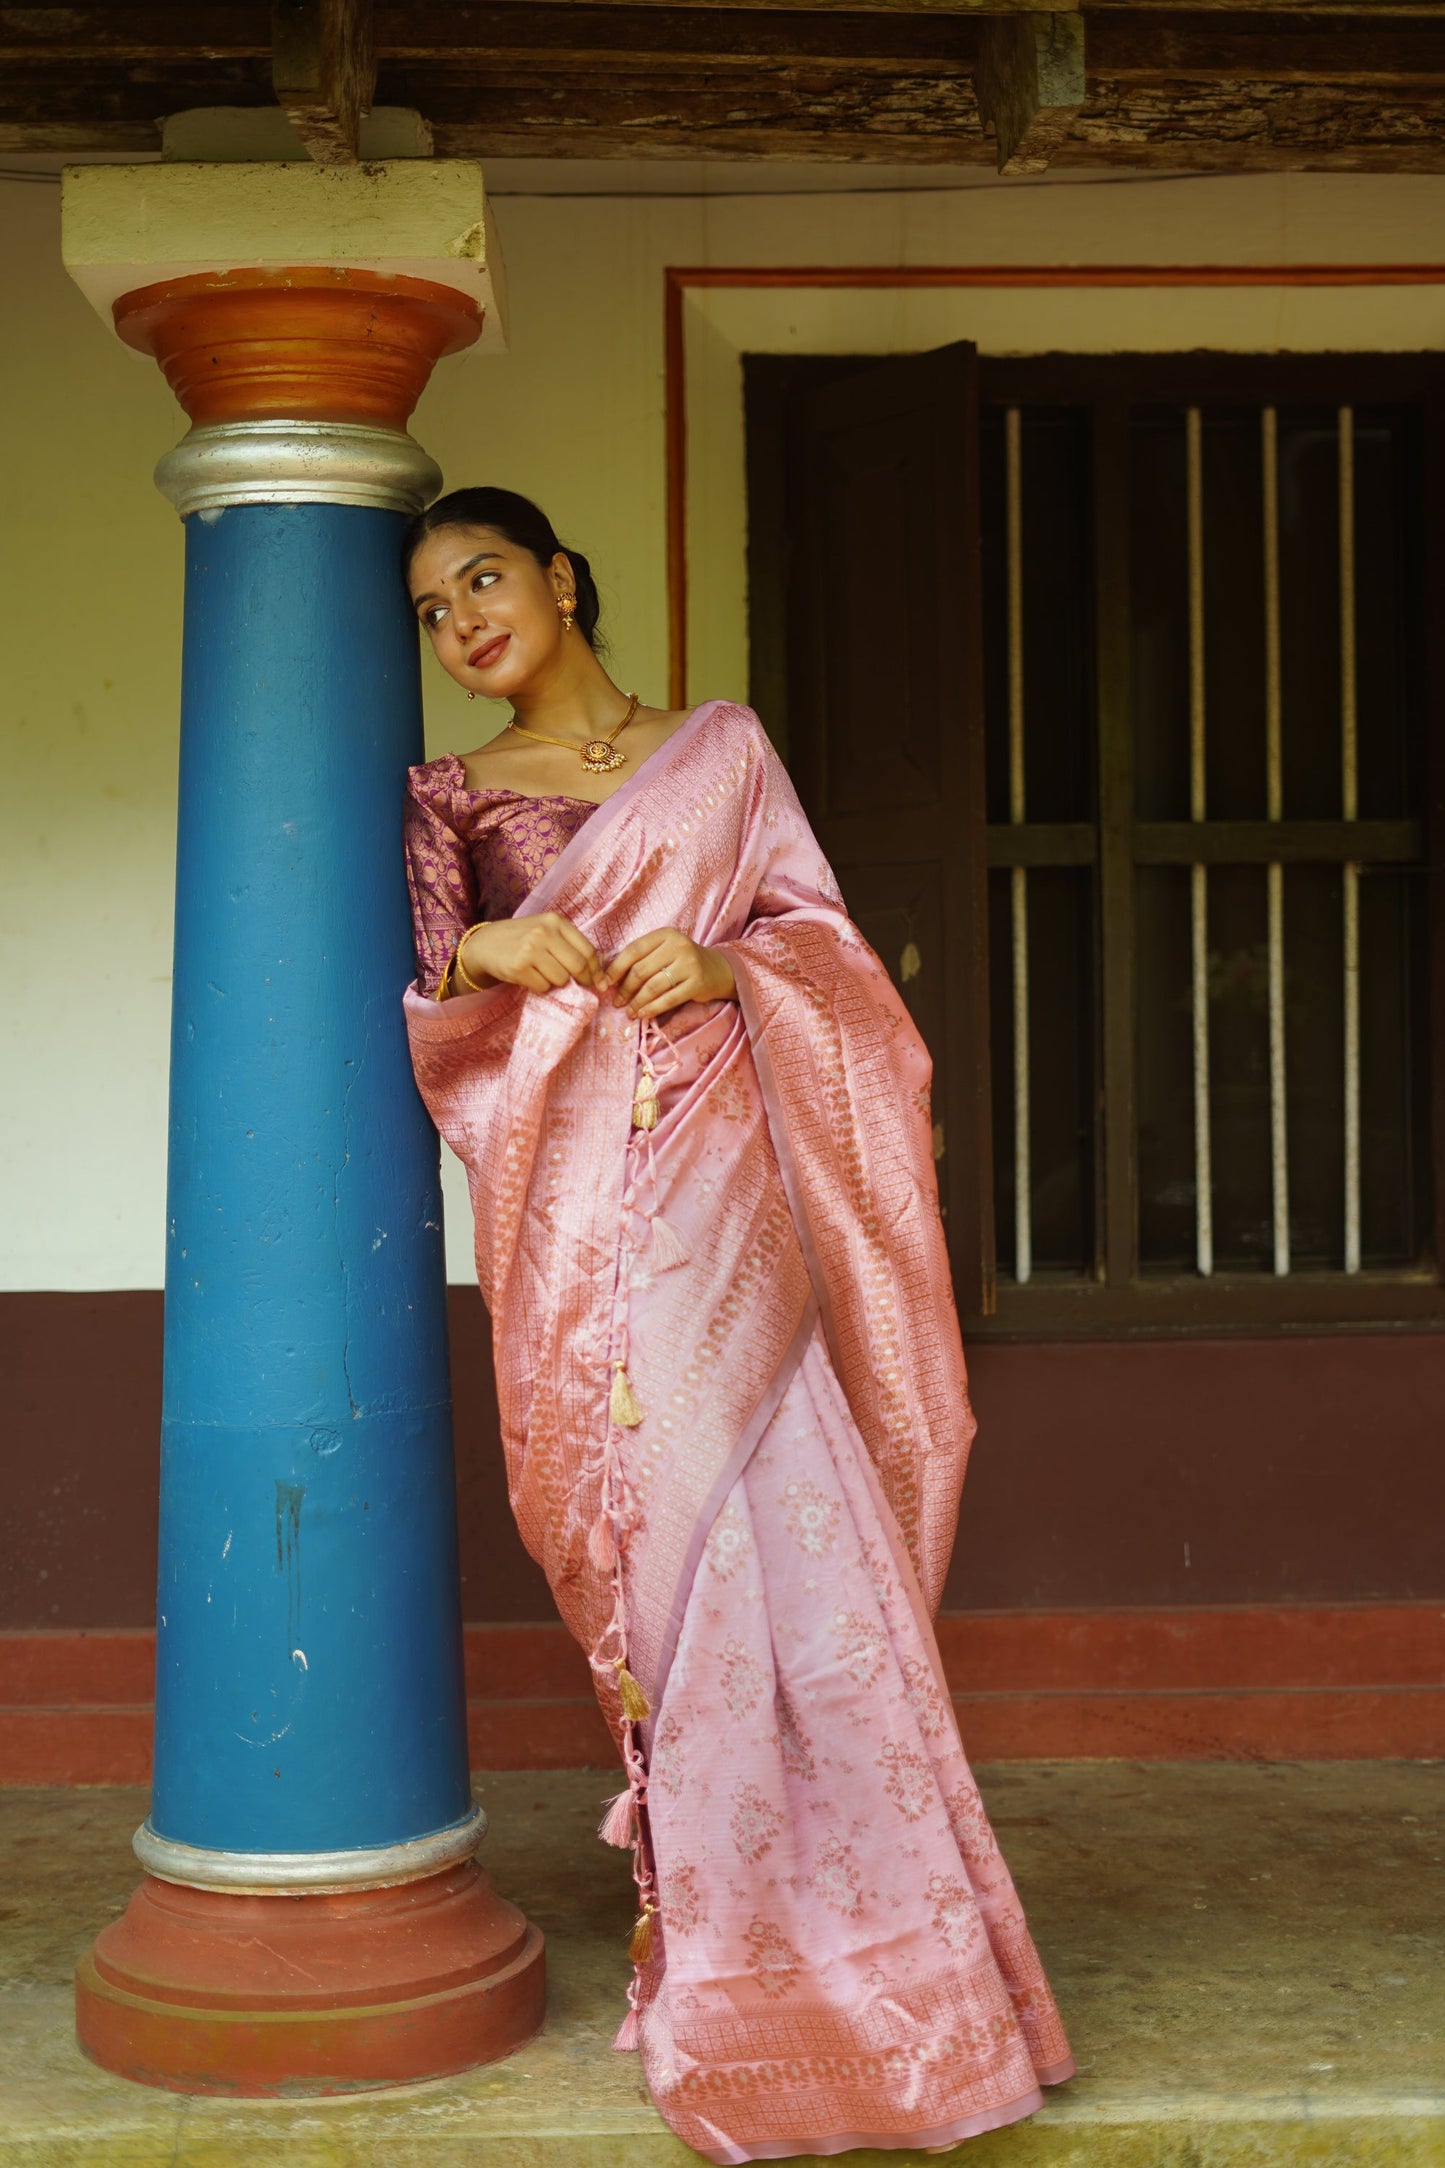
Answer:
1186 408 1213 1277
1006 406 1031 1283
1339 406 1362 1275
1262 407 1291 1276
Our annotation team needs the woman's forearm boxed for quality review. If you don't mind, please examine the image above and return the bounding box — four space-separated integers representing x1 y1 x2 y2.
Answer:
438 924 498 997
700 944 737 1003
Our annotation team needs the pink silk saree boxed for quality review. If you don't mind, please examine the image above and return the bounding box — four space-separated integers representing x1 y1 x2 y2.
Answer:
403 698 1073 2161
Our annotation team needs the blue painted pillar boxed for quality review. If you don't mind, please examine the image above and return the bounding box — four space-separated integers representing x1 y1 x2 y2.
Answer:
152 499 471 1856
71 259 543 2092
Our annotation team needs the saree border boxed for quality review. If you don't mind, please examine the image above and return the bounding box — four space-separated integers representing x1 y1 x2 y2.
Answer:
724 937 959 1655
692 2080 1057 2167
725 949 846 1396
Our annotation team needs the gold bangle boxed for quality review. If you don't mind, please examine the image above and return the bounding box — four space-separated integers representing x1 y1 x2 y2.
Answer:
452 922 490 994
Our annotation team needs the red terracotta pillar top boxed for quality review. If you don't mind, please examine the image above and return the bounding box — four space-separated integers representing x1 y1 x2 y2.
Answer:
113 265 482 432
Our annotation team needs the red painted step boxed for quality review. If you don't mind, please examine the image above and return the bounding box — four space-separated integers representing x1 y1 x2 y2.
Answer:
3 1603 1442 1783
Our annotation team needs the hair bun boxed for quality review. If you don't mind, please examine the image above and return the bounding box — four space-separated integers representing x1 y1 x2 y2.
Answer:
562 545 602 646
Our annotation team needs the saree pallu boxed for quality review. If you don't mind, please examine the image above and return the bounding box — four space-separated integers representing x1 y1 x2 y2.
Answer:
404 699 1073 2160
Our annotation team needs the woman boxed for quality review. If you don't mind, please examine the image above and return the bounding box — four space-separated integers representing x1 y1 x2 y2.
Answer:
401 487 1074 2163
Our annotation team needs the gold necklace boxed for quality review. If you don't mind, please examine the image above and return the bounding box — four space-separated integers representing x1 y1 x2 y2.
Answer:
505 692 642 775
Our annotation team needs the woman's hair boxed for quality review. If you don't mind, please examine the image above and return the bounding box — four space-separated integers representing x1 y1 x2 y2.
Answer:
401 486 604 651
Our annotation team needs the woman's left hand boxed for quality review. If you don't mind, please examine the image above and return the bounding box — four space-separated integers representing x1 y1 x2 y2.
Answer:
603 928 736 1019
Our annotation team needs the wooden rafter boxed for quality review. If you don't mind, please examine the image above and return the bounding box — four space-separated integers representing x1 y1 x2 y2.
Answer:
1 1 1442 169
976 11 1086 170
270 0 376 162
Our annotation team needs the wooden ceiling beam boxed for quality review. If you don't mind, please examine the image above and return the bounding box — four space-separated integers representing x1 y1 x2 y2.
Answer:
399 0 1445 13
393 0 1445 15
6 80 1444 171
0 8 270 60
415 71 1445 166
1088 13 1445 80
2 0 1444 62
2 9 1440 79
390 10 1445 80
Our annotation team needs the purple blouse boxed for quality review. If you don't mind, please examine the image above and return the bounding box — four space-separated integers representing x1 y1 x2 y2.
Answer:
403 753 598 997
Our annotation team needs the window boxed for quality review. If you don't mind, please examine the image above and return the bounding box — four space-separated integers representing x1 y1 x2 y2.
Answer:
747 349 1444 1334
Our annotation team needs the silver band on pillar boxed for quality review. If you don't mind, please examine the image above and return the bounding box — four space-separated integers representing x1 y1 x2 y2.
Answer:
155 419 441 518
133 1800 486 1894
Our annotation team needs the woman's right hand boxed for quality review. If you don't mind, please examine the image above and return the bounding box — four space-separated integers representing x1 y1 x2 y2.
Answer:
454 911 608 997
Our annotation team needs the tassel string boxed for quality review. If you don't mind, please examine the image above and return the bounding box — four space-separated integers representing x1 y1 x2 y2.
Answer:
592 1011 683 2038
631 1022 691 1277
590 1563 662 2012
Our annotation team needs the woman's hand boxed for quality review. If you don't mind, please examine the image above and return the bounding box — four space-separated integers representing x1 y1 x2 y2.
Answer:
603 928 736 1020
454 912 608 997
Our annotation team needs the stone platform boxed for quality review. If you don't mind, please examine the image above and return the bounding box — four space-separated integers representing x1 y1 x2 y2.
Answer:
1 1763 1440 2165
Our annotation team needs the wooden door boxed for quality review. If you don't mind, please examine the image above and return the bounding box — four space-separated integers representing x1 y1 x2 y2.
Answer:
782 342 996 1316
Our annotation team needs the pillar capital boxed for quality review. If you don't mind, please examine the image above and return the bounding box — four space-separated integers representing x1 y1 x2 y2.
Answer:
62 158 505 512
62 158 505 353
113 267 482 434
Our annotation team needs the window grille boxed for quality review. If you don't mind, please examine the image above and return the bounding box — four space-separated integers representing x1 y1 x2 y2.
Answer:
747 347 1442 1333
980 358 1437 1330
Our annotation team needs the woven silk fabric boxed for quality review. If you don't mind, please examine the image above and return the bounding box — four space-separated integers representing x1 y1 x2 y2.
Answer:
402 701 1072 2159
403 752 601 987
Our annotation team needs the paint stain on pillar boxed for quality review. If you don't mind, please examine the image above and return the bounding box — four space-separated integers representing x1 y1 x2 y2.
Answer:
275 1479 305 1650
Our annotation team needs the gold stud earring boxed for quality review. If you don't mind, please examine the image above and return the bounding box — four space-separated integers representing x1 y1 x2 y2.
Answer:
467 690 476 701
558 592 577 633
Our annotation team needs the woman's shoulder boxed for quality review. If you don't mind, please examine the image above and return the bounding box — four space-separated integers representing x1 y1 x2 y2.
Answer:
698 700 791 790
694 697 771 753
406 751 468 805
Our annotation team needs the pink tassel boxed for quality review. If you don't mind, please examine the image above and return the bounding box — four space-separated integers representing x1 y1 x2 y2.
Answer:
648 1212 690 1272
587 1511 617 1573
597 1787 636 1848
612 2004 640 2051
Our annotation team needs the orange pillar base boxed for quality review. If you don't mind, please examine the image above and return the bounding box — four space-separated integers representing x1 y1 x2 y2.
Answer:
75 1861 545 2096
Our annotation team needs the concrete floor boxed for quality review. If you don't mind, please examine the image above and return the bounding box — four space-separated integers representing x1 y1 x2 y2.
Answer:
1 1764 1441 2166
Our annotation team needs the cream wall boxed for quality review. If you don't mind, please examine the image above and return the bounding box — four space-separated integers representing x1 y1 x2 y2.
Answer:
2 169 1442 1289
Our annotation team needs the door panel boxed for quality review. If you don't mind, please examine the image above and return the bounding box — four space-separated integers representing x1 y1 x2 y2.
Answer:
784 342 996 1315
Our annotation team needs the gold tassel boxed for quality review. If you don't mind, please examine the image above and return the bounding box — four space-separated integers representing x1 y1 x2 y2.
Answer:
628 1902 657 1964
631 1072 659 1130
612 1655 651 1722
609 1361 644 1428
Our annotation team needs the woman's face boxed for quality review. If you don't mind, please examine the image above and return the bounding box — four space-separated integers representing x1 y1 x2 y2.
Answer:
408 525 572 699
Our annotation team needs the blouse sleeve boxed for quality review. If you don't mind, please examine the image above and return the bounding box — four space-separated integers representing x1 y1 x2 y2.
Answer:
402 767 480 998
